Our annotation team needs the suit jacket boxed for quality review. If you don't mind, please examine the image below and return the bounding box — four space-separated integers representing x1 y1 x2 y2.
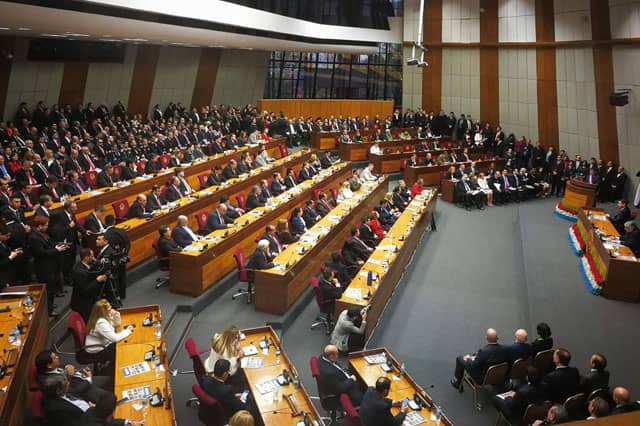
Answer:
261 233 283 255
157 237 181 263
172 226 196 248
345 237 371 260
164 185 183 202
63 180 88 196
39 185 62 202
298 168 311 182
531 337 553 355
70 261 103 321
83 213 104 233
580 369 610 394
201 376 246 421
317 356 355 397
359 223 377 246
96 171 116 188
120 166 138 181
316 199 332 217
207 172 226 187
621 229 640 256
505 342 533 364
206 210 231 232
610 402 640 415
507 382 548 419
222 166 239 180
146 193 165 212
302 206 319 227
127 201 149 219
542 367 581 403
290 215 306 235
245 249 273 271
610 207 631 227
359 387 406 426
467 343 509 379
284 175 296 189
270 179 284 195
42 395 88 426
319 277 342 301
29 231 60 279
145 161 162 175
246 193 265 210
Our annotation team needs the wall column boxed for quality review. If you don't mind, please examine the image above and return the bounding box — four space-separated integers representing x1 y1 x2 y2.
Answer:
535 0 559 149
422 0 442 112
479 0 499 126
127 45 160 116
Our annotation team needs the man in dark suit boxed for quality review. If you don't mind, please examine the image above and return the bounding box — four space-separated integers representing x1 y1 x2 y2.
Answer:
302 200 320 227
316 192 332 217
171 215 198 247
260 224 284 258
318 344 363 406
258 179 272 202
246 185 265 211
542 348 581 403
0 225 22 287
391 187 408 211
220 195 244 219
63 171 87 196
96 164 117 188
127 195 152 219
70 248 108 321
40 176 62 202
359 377 407 426
146 185 166 213
145 154 162 174
505 329 533 364
84 206 105 234
284 168 297 189
621 221 640 256
325 251 352 283
15 183 39 212
40 374 92 426
345 227 373 261
245 240 274 281
157 225 182 266
164 177 184 202
580 353 610 394
297 162 312 182
201 359 257 421
270 172 285 196
359 216 378 247
455 175 486 210
222 159 239 181
607 199 631 234
206 204 234 232
451 328 508 390
586 168 600 186
207 165 226 187
610 387 640 415
493 366 548 422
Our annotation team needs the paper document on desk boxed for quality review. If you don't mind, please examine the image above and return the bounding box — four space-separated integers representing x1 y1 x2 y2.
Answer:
367 259 384 265
242 344 259 356
121 362 151 377
241 357 264 369
378 245 396 251
255 379 280 395
121 385 152 401
344 288 362 300
592 215 607 221
327 215 341 223
617 255 637 261
404 411 427 425
364 353 387 365
89 191 101 196
182 245 201 252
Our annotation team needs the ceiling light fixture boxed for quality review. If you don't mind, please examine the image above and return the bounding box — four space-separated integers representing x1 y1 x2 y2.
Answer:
18 27 31 31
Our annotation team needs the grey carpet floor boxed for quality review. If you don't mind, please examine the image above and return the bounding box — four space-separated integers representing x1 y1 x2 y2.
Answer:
122 196 640 425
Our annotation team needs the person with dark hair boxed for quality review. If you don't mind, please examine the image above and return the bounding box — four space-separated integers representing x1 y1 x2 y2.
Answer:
542 348 581 403
246 185 265 211
157 225 181 266
607 199 631 234
493 366 548 421
359 377 408 426
82 393 144 425
302 199 320 227
220 194 244 219
344 227 373 261
146 184 166 212
325 251 352 283
581 353 610 394
330 307 367 353
0 225 22 286
70 248 108 321
315 192 332 217
531 322 553 354
34 194 53 217
84 205 106 234
40 374 88 426
621 221 640 256
290 207 307 235
201 359 256 421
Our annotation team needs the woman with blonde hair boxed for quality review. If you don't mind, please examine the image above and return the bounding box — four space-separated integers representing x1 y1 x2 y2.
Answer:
229 410 254 426
85 299 134 354
204 325 243 376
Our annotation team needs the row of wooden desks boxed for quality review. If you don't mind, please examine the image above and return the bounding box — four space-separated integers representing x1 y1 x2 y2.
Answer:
114 305 176 425
334 190 438 339
370 146 486 175
255 176 390 314
169 162 352 296
310 129 418 152
240 326 322 425
349 348 452 426
120 149 314 268
0 284 48 426
576 208 640 303
26 138 284 220
337 137 453 163
404 159 505 187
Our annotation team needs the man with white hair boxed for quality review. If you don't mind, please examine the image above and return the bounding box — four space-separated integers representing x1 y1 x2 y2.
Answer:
360 163 377 181
621 221 640 256
171 215 199 247
245 240 274 280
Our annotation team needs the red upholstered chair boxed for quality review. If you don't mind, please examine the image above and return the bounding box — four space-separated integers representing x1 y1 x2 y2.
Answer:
183 337 211 407
111 199 130 223
293 169 299 181
278 144 289 158
310 356 341 423
197 174 209 190
341 393 362 426
232 247 253 303
159 154 171 169
67 311 108 368
28 365 39 392
136 160 146 174
112 165 122 180
310 277 334 334
236 194 246 210
83 170 98 188
330 188 339 203
195 210 209 235
313 188 322 200
400 159 407 170
75 215 86 229
191 384 225 426
31 391 46 425
152 237 170 289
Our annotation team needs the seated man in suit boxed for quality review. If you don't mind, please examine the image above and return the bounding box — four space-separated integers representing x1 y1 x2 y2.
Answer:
607 199 631 234
315 192 332 217
290 207 307 235
542 348 581 403
63 171 87 196
202 359 258 422
164 176 184 202
581 353 610 394
171 215 199 247
270 172 285 196
318 268 344 303
505 329 533 364
302 200 320 228
532 404 570 426
146 185 166 212
451 328 508 390
120 159 139 180
297 162 312 182
246 185 265 211
318 344 363 406
222 159 240 181
145 154 162 174
206 204 235 232
96 164 118 188
127 194 152 219
40 374 93 426
493 366 548 422
345 227 373 261
258 179 272 202
260 224 285 258
157 225 181 267
610 387 640 415
359 377 408 426
220 195 244 219
455 175 486 210
84 205 106 234
621 221 640 256
284 168 297 189
325 251 353 283
245 240 274 281
207 165 226 187
39 176 62 202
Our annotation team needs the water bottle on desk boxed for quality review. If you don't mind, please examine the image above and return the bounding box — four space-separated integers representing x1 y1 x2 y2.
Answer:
435 405 442 425
154 321 162 338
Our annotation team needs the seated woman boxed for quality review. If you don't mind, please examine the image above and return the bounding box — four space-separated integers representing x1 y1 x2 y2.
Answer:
276 218 298 244
204 325 246 390
336 181 354 203
353 130 363 143
85 299 134 357
476 172 494 207
368 211 386 239
369 142 382 155
330 308 367 353
290 207 307 236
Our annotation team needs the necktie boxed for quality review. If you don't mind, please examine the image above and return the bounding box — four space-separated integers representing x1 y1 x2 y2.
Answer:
24 194 32 208
274 236 282 252
0 165 7 178
76 182 84 193
504 178 509 188
85 154 95 170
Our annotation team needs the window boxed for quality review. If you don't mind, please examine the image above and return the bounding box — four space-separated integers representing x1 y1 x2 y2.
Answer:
264 43 402 107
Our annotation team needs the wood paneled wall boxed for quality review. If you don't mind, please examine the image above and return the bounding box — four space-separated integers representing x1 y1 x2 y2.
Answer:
256 99 394 119
191 48 221 109
535 0 559 149
480 0 499 126
58 62 89 107
0 36 15 122
127 45 160 116
422 0 443 112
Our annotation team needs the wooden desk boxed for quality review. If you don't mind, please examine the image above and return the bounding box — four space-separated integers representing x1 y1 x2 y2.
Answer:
26 138 284 221
169 162 352 296
349 348 452 426
255 177 389 315
114 305 175 425
559 179 597 216
312 128 417 152
370 146 486 175
240 326 321 425
568 411 640 425
337 135 450 163
335 191 437 338
120 149 314 268
404 159 505 187
0 284 48 426
576 208 640 303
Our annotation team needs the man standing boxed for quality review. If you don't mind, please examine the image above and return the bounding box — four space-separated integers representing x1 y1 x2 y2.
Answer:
70 248 108 321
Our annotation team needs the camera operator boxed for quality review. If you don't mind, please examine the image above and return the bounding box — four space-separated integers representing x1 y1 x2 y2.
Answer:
94 234 125 308
102 215 130 299
70 248 108 321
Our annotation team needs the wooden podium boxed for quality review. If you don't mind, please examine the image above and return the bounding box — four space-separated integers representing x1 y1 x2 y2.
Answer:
559 179 598 214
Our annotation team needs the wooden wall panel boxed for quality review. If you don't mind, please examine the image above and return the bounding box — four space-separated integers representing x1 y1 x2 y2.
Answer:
191 48 221 108
0 36 15 122
127 45 160 116
480 0 499 125
535 0 559 149
422 0 443 112
591 0 619 163
58 62 89 107
256 99 393 119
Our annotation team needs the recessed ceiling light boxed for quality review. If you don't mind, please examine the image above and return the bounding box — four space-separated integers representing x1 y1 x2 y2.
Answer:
41 34 67 37
99 38 120 42
18 27 31 31
123 38 148 42
0 27 10 31
102 34 112 37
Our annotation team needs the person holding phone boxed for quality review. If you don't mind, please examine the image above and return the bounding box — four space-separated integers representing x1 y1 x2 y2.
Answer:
359 377 408 426
330 307 367 353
